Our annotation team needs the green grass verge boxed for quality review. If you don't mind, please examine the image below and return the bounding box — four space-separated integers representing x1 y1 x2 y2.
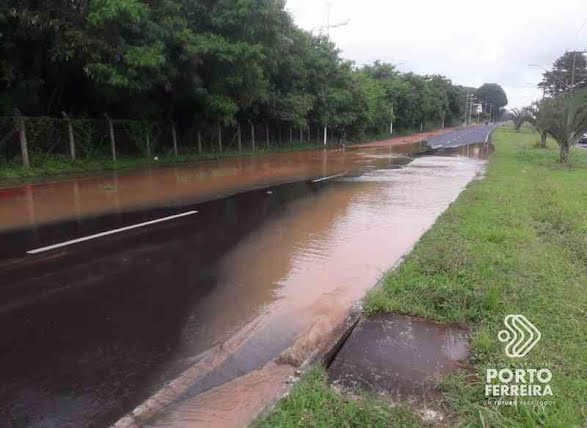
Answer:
0 125 447 180
261 126 587 427
256 367 421 428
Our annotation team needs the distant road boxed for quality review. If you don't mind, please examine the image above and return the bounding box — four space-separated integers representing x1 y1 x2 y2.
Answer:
426 125 496 149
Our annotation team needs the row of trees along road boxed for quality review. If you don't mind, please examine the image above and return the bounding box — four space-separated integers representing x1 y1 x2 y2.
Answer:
509 51 587 163
1 0 508 160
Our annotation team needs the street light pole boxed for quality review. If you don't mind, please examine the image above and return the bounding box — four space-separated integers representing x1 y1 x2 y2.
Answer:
464 89 469 125
570 50 587 94
466 93 475 125
319 3 349 147
530 56 586 96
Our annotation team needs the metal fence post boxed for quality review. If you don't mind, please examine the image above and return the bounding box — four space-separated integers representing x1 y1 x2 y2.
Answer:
104 113 116 161
14 111 29 168
172 123 178 157
249 120 255 151
217 123 222 152
62 111 76 160
145 128 151 157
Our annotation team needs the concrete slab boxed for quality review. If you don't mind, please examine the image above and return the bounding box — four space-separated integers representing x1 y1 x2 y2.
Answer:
328 314 469 399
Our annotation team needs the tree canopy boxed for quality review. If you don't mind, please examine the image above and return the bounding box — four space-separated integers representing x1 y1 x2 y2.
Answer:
538 51 587 96
539 90 587 163
475 83 508 111
0 0 503 140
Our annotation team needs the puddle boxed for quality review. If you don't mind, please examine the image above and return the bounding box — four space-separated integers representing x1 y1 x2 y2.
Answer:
328 314 469 398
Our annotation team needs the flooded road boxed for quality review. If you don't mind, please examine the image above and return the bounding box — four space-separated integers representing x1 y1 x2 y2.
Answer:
0 129 492 427
0 143 422 233
138 148 489 428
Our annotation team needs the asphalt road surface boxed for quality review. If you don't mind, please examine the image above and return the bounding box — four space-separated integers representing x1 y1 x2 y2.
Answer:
0 181 323 427
426 124 496 149
0 131 492 427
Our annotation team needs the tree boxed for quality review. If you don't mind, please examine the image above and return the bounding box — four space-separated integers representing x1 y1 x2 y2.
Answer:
526 102 549 148
510 108 528 131
476 83 508 117
0 0 509 150
540 91 587 163
539 52 587 96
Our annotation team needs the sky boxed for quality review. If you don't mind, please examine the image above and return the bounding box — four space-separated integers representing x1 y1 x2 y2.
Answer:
285 0 586 109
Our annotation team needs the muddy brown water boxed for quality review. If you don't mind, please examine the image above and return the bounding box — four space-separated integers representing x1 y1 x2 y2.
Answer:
0 143 423 233
0 142 490 427
328 314 469 399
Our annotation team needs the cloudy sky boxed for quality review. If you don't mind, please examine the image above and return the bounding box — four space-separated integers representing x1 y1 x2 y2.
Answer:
285 0 586 108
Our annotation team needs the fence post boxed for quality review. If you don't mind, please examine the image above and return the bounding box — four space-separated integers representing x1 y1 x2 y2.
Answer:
14 111 29 168
171 123 178 157
237 123 242 153
217 123 222 152
197 130 202 154
145 128 151 157
249 120 255 151
61 111 76 160
104 114 117 161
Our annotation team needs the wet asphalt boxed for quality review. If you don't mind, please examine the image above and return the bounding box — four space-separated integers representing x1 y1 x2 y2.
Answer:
0 180 329 427
0 126 495 427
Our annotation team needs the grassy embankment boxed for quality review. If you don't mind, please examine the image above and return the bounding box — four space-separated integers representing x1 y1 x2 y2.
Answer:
259 126 587 427
0 125 442 180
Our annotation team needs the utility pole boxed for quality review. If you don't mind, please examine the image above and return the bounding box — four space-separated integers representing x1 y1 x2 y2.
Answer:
320 3 349 147
570 50 587 94
465 93 475 125
464 89 469 125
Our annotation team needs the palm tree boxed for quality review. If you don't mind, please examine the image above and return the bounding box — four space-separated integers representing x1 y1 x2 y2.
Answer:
510 107 529 131
526 102 549 148
540 90 587 163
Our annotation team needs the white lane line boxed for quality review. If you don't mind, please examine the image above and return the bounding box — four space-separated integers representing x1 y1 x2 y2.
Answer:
27 210 198 255
312 172 348 183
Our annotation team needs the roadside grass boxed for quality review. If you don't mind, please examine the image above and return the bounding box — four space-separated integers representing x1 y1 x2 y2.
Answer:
257 367 421 428
261 126 587 427
0 126 447 180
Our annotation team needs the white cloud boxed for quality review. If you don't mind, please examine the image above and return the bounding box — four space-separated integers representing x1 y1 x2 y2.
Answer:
286 0 586 108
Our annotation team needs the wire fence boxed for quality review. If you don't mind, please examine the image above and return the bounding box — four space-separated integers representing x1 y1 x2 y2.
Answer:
0 114 323 168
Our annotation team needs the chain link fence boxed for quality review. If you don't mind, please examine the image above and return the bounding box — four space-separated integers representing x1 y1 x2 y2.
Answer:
0 114 319 168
